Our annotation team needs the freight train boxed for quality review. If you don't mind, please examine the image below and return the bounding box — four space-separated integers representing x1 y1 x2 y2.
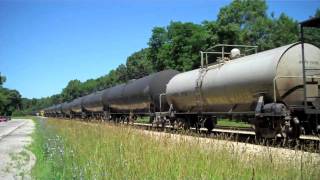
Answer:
43 41 320 139
44 18 320 139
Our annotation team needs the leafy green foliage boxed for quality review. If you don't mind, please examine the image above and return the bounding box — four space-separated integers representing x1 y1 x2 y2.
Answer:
148 27 168 71
304 8 320 48
162 22 210 71
0 73 22 115
0 87 22 116
217 0 268 45
61 80 83 102
0 73 6 86
268 13 299 48
126 48 154 79
216 0 299 50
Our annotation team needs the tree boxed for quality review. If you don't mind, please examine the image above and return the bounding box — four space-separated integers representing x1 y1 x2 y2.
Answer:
148 27 168 71
115 64 128 83
81 79 99 95
154 22 210 71
61 80 83 101
303 8 320 47
51 94 62 105
0 73 6 86
315 8 320 17
0 87 22 115
0 89 9 114
7 90 22 111
126 48 154 79
214 0 302 51
202 21 219 46
0 74 22 115
217 0 269 47
268 13 298 48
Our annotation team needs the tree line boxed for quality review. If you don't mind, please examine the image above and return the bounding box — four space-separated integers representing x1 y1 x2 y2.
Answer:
0 74 22 116
1 0 319 116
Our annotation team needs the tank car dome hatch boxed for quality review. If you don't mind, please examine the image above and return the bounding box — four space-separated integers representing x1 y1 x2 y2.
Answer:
230 48 241 59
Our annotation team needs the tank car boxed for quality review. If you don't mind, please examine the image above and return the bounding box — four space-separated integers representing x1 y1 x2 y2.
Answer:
102 84 125 112
52 104 62 117
47 106 55 117
43 106 52 117
82 91 104 119
69 97 83 118
43 107 49 117
102 69 179 121
165 42 320 138
61 102 72 118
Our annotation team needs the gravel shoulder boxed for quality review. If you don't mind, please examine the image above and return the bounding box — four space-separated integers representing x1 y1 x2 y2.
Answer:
0 119 35 180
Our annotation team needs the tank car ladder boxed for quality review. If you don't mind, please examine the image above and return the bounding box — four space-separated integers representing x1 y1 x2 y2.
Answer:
300 17 320 114
195 64 207 112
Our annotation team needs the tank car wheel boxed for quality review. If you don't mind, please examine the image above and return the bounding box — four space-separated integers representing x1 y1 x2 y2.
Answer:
281 117 300 140
169 118 176 129
253 119 278 139
161 119 166 130
183 119 191 130
120 116 126 124
113 117 117 123
174 118 183 129
126 116 130 125
254 127 278 139
131 115 137 125
204 117 215 133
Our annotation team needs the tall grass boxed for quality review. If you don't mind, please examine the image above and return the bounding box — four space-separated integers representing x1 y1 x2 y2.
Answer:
30 118 320 179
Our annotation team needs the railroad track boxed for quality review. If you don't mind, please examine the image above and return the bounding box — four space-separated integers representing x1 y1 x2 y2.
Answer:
133 122 320 141
129 122 320 153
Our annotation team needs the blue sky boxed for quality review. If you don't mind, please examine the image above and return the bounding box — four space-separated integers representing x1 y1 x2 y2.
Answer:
0 0 319 99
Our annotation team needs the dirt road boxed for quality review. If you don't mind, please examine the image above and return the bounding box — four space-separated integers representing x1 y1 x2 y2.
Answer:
0 119 35 180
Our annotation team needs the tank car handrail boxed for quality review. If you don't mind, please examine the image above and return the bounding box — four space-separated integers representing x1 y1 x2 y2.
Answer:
200 44 258 69
159 93 166 113
206 44 258 51
273 75 320 102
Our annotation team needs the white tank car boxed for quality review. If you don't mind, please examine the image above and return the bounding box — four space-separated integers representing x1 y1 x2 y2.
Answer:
166 43 320 113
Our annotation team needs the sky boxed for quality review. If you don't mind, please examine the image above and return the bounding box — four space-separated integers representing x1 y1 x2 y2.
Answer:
0 0 319 99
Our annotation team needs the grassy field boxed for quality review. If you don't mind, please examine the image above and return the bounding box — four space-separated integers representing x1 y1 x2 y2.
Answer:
30 117 319 179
